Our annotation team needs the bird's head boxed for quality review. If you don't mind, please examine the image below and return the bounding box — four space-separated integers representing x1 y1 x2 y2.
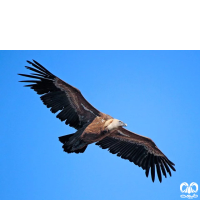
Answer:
110 119 127 129
117 120 127 127
105 119 127 131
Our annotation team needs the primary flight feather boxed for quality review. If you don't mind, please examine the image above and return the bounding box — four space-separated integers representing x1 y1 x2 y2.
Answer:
19 60 176 182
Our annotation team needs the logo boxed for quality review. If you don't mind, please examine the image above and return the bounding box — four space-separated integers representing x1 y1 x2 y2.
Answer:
180 182 198 199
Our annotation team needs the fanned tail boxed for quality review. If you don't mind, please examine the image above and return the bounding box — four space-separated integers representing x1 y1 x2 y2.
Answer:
59 133 87 154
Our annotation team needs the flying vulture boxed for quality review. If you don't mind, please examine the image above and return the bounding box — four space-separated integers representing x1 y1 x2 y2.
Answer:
19 60 176 183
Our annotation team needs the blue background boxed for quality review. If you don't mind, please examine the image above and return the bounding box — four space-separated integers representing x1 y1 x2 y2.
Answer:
0 51 199 199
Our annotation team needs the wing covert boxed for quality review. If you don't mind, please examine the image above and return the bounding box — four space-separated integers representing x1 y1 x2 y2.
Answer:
96 127 175 182
19 60 104 129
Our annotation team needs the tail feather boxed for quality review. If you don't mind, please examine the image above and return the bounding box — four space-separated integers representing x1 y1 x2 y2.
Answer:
73 145 88 153
58 133 87 154
59 134 73 144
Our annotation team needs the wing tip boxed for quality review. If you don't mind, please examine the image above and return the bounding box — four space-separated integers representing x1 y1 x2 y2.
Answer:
26 60 32 64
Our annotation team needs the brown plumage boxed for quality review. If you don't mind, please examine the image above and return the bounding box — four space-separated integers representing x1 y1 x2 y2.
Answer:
19 60 176 183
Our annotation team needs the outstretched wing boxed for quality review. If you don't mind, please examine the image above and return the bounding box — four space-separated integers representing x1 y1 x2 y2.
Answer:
19 60 104 129
96 127 176 182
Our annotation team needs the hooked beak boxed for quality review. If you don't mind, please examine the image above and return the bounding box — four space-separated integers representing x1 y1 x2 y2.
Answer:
123 123 127 127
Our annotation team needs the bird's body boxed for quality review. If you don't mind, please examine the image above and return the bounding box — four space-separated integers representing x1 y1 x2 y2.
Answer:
74 118 126 144
19 60 176 182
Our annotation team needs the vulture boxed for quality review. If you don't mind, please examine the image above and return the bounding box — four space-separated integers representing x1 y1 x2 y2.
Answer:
19 60 176 183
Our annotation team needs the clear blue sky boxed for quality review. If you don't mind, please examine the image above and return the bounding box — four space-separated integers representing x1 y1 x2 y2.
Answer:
0 51 200 200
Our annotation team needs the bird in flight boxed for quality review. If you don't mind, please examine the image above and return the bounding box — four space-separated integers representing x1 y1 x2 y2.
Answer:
19 60 176 183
